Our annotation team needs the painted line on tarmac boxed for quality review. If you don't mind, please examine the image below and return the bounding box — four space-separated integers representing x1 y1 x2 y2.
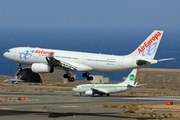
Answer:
119 97 180 101
1 108 14 110
59 106 80 108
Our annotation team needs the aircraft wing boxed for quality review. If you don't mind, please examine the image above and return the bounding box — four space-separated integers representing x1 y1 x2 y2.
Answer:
46 53 93 71
91 88 110 94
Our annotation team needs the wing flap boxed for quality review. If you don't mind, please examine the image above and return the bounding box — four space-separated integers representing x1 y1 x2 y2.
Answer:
46 53 93 71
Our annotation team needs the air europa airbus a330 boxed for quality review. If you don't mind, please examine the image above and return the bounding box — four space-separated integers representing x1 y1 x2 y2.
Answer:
3 30 174 82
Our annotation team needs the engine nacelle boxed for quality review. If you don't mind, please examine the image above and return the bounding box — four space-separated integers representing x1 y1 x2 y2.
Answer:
31 63 54 73
85 90 93 95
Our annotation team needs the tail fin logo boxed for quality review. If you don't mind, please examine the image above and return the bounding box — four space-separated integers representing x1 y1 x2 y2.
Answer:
19 50 35 60
142 42 157 56
129 74 135 81
138 32 161 55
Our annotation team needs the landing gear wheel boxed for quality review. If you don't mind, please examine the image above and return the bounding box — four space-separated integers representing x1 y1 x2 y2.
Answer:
64 71 76 82
92 91 95 96
106 93 110 96
82 72 93 81
99 93 103 96
87 76 93 81
82 72 89 77
63 73 71 78
68 77 75 82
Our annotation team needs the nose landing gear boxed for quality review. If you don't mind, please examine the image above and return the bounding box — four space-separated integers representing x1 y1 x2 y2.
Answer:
18 63 22 71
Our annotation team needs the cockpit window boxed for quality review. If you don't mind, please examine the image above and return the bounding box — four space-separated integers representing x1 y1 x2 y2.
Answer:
7 50 10 52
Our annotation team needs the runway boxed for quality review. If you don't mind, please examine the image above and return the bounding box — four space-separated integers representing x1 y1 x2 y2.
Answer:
0 92 180 120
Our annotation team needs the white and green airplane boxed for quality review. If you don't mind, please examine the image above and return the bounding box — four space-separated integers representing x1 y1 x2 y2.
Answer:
72 69 143 96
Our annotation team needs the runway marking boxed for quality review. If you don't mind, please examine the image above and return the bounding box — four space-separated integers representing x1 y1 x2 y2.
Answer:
64 98 78 102
119 97 180 101
1 108 13 110
59 106 80 108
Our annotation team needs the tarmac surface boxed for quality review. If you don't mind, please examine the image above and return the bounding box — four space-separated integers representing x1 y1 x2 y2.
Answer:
0 92 180 120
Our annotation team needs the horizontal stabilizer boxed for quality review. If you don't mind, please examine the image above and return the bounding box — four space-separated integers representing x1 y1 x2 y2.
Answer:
127 82 146 87
158 58 175 62
134 82 146 87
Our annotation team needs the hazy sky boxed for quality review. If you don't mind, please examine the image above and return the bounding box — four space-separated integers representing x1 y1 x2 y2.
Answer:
0 0 180 29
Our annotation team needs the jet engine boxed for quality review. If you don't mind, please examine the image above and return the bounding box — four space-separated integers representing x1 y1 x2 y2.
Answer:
31 63 54 73
85 90 93 95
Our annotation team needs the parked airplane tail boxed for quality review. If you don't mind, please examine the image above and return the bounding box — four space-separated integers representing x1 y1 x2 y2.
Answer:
128 30 164 59
119 69 137 86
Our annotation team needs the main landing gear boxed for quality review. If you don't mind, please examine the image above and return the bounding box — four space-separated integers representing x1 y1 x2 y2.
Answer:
63 72 93 82
82 72 93 81
63 72 75 82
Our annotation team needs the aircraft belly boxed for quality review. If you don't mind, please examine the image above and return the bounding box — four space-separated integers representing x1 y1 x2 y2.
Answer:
91 64 131 72
85 57 138 72
108 89 117 93
87 61 118 72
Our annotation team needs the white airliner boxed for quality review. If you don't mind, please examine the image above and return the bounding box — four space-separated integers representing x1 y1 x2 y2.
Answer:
4 76 24 84
72 69 144 96
3 30 174 82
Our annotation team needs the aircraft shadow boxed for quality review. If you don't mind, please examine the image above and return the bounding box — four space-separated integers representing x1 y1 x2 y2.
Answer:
0 109 156 119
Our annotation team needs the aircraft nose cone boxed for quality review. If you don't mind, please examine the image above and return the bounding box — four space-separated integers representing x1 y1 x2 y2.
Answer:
72 88 78 92
3 52 6 57
72 88 75 91
3 52 9 58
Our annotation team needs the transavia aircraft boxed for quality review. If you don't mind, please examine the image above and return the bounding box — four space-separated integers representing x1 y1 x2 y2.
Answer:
3 30 174 82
